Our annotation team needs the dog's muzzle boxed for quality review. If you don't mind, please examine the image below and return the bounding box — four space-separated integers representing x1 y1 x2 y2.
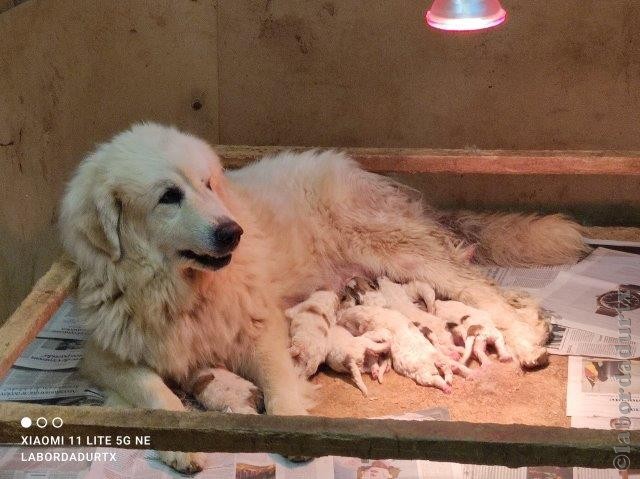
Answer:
179 220 243 271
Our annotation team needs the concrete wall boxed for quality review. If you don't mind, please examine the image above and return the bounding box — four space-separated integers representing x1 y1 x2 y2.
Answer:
1 0 639 322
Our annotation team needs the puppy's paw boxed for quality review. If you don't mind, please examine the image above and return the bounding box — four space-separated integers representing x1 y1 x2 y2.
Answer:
412 369 452 393
159 450 205 474
498 352 514 363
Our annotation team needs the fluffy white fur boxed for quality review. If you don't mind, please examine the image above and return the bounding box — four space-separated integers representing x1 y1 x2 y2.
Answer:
60 123 586 472
285 290 340 378
286 288 390 394
325 326 390 397
338 305 471 392
186 367 264 414
434 300 512 365
439 211 590 267
346 276 462 359
375 277 463 359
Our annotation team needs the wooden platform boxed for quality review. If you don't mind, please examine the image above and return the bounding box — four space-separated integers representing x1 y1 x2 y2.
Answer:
0 196 638 467
0 147 640 467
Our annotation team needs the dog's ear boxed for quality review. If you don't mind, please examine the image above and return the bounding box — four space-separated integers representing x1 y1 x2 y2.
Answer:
79 186 122 261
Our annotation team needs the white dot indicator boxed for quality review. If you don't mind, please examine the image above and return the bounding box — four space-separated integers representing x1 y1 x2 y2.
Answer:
20 417 32 428
52 417 63 428
36 417 47 428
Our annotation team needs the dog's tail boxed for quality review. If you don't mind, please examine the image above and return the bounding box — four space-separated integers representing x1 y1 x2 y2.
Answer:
440 211 590 266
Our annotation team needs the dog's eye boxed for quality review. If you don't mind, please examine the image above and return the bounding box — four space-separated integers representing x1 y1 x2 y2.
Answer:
206 178 213 191
159 186 184 205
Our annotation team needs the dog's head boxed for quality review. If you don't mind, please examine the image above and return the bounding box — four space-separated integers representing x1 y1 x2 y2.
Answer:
60 123 242 272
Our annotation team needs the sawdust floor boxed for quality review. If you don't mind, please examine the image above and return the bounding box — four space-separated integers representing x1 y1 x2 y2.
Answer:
310 356 569 426
311 227 640 427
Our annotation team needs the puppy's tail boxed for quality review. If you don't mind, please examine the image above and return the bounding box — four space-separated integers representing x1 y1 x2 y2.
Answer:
440 211 590 266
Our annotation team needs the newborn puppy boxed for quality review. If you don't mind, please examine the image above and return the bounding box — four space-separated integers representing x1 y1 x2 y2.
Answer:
338 305 471 392
377 277 460 356
285 290 340 377
434 300 513 366
325 326 391 396
348 276 462 360
187 367 264 414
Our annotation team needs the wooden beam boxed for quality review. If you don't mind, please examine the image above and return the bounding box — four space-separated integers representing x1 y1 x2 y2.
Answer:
0 258 76 379
215 145 640 175
0 402 635 468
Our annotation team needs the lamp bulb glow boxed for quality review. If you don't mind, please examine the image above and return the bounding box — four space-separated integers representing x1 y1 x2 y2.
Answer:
426 0 507 31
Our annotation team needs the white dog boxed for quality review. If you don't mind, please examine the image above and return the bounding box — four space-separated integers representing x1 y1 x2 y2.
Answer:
59 123 587 472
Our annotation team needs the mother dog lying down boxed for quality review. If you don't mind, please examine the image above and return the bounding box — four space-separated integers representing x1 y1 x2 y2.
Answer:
59 123 587 471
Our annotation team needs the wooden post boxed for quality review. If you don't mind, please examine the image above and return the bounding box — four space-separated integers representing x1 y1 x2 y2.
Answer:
0 402 636 468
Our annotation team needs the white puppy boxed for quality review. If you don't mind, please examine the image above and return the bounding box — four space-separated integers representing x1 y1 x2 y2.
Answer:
325 326 391 396
339 305 471 392
285 290 340 378
287 288 391 393
434 300 512 365
345 277 462 360
376 277 463 359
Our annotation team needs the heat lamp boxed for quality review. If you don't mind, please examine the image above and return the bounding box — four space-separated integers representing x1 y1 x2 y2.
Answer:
426 0 507 31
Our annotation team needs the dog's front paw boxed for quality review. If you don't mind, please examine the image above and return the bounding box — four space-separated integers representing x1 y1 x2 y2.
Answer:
266 394 310 416
513 303 551 345
269 402 309 416
514 344 548 369
159 450 205 474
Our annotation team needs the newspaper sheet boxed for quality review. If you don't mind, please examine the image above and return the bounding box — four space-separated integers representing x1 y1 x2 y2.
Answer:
566 356 640 418
483 264 570 290
14 338 84 370
546 323 638 359
0 446 93 479
85 408 452 479
38 298 88 341
573 469 626 479
539 271 640 340
571 415 640 430
0 368 92 401
459 464 626 479
570 247 640 285
583 237 640 256
482 244 638 292
85 449 337 479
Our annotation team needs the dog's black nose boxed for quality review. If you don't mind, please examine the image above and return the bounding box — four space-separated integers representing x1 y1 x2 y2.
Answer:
214 221 243 251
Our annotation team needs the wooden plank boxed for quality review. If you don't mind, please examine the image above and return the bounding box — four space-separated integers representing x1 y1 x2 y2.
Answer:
216 145 640 175
0 402 635 468
0 258 76 378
